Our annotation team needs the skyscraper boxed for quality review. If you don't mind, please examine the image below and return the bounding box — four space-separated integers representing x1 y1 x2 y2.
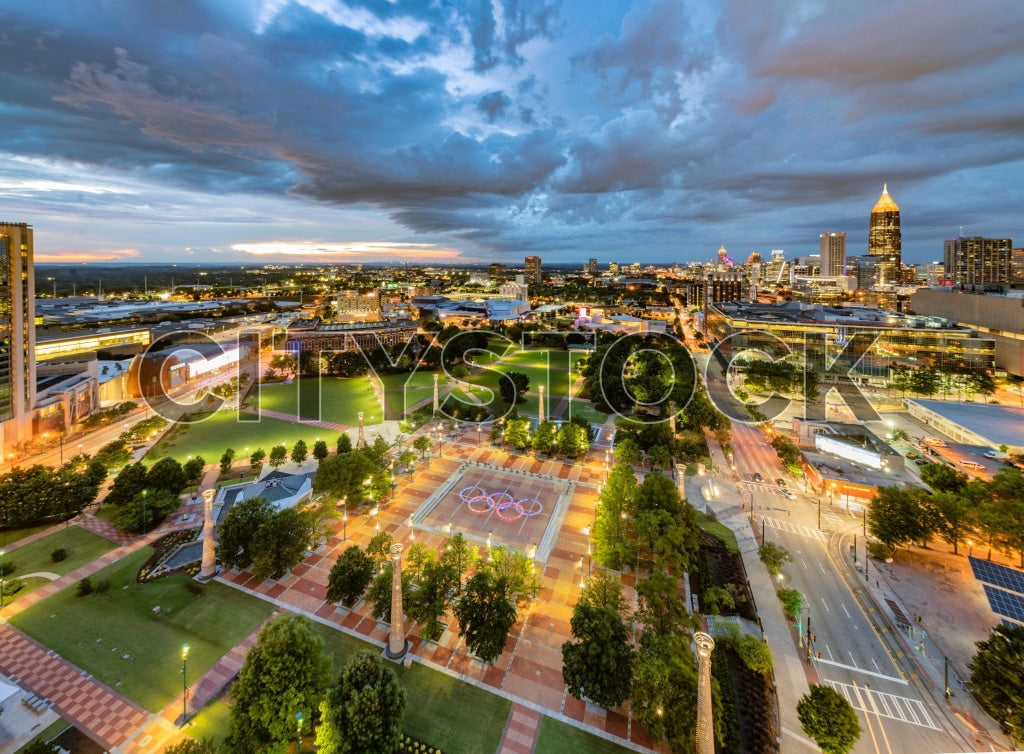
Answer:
943 236 1013 286
868 184 901 285
819 232 847 277
524 255 542 284
586 258 598 275
0 222 36 452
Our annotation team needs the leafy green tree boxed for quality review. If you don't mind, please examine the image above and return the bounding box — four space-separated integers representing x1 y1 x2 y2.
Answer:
316 650 406 754
218 497 275 571
930 491 974 555
146 457 188 496
290 439 308 465
614 437 642 466
162 740 221 754
631 632 699 753
702 585 735 615
453 569 519 664
498 371 530 405
228 614 331 752
337 433 353 455
485 546 541 602
93 438 132 470
413 435 432 460
312 451 378 503
438 532 479 594
183 456 206 483
105 462 149 507
326 546 376 607
777 587 804 621
594 463 638 570
268 444 288 468
988 469 1024 567
114 488 177 533
758 542 792 575
503 418 532 451
249 447 266 471
366 530 394 565
736 633 774 675
648 444 672 470
312 439 329 464
251 507 315 581
410 557 457 640
796 685 862 754
637 570 692 635
969 624 1024 745
532 420 557 455
562 575 634 709
367 562 412 622
557 422 589 459
868 486 933 552
921 463 969 494
633 471 681 517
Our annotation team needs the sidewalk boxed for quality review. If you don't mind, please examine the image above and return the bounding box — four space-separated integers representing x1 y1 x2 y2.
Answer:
700 432 814 751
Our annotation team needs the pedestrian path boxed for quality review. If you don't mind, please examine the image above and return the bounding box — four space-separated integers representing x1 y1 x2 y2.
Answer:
498 703 543 754
757 514 828 541
75 512 135 544
0 626 149 751
240 406 349 432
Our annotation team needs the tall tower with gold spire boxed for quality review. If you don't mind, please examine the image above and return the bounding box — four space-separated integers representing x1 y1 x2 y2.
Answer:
868 184 901 286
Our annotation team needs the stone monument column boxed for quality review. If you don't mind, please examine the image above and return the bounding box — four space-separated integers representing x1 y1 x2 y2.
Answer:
386 543 409 659
669 399 677 434
357 411 366 449
695 631 716 754
432 373 440 414
538 384 545 424
199 489 217 580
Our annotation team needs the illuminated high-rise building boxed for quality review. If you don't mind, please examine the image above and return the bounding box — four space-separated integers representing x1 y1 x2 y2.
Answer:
819 232 847 277
586 258 598 275
868 184 901 285
717 246 728 266
0 222 36 451
524 255 542 284
943 236 1013 286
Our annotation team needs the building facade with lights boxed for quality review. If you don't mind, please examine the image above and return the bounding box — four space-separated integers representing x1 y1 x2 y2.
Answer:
868 185 901 286
0 222 36 452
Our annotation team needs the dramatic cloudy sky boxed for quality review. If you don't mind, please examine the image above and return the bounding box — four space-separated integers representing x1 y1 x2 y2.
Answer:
1 0 1023 266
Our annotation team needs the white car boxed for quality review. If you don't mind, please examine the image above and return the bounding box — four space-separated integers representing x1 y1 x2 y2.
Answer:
983 451 999 459
961 461 985 470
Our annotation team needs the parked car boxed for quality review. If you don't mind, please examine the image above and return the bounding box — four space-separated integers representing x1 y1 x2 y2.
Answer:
983 450 999 459
753 472 763 482
961 461 985 470
905 451 920 459
915 458 929 466
775 478 786 486
780 488 794 499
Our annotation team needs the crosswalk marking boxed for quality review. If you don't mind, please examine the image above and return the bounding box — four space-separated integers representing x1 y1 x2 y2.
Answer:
825 680 940 730
757 515 827 541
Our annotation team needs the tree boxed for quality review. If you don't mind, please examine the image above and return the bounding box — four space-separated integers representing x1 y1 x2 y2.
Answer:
316 650 406 754
562 575 634 709
228 614 331 752
162 741 221 754
413 435 432 460
313 439 329 464
498 371 530 405
631 632 699 752
648 444 672 470
736 633 774 675
594 463 638 570
438 532 479 594
453 570 519 664
930 491 975 555
146 457 188 496
777 587 804 621
614 437 642 466
367 562 413 622
633 471 681 517
219 449 235 474
218 497 275 571
532 420 558 455
249 447 266 472
313 451 378 503
409 557 456 640
105 462 149 507
557 422 589 459
327 546 375 607
337 433 353 455
921 463 968 494
366 530 394 565
868 486 933 552
183 456 206 483
796 685 862 754
969 624 1024 745
114 488 177 532
268 444 288 468
251 507 315 581
291 439 308 465
637 570 691 635
758 542 792 575
503 418 532 451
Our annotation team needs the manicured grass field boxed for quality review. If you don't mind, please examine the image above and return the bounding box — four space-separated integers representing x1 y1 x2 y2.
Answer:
696 510 739 553
256 377 383 425
380 371 438 418
0 523 51 548
312 622 508 753
1 527 115 603
534 716 632 754
148 409 342 466
10 548 275 712
183 697 231 748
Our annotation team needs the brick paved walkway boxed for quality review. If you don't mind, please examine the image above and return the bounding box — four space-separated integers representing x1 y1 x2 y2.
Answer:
498 703 542 754
0 626 149 750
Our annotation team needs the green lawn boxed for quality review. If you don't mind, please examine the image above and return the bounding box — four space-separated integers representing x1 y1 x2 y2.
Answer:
148 409 344 466
312 622 508 753
1 527 115 603
0 523 52 549
256 377 383 425
534 716 632 754
183 697 232 748
10 548 275 712
696 510 739 553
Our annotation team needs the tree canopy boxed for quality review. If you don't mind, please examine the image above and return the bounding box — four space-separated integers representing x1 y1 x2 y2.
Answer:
796 685 861 754
316 650 406 754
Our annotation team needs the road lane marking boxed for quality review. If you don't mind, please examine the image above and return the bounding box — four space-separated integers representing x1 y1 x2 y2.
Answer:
758 515 827 541
820 596 831 612
848 651 858 667
871 657 881 673
850 681 882 753
816 658 908 685
864 683 896 754
826 680 936 729
842 602 851 618
825 644 834 660
819 562 827 575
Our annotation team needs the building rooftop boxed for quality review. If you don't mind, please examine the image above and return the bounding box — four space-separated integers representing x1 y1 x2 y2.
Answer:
711 301 974 332
871 183 900 213
908 399 1024 448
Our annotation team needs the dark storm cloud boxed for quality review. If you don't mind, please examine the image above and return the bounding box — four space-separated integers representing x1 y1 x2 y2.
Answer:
0 0 1023 262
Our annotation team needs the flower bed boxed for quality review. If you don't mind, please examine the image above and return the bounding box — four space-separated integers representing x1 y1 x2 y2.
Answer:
137 528 201 582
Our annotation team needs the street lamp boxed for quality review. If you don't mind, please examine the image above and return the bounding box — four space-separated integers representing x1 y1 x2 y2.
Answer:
296 711 303 754
142 489 148 535
968 539 974 558
181 643 189 724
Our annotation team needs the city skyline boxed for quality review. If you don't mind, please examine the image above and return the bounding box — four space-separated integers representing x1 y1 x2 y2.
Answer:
1 1 1023 265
